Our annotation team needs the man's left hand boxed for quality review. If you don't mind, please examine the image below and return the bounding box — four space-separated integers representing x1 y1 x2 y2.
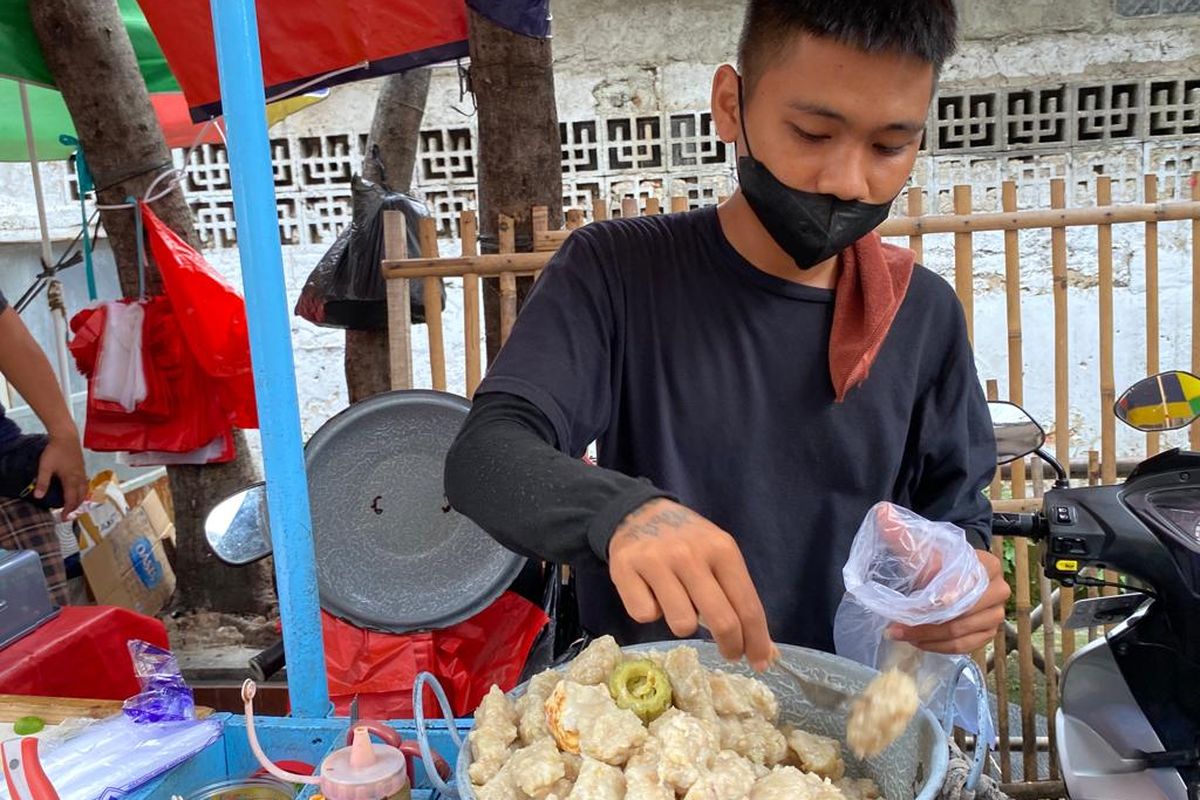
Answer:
886 548 1010 655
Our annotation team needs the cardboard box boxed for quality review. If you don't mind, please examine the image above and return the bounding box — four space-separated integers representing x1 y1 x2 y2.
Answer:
81 489 176 616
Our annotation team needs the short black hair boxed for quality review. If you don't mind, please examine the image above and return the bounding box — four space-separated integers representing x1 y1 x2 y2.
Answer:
737 0 958 89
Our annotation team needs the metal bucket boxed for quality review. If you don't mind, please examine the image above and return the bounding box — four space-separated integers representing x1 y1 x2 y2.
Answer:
452 641 948 800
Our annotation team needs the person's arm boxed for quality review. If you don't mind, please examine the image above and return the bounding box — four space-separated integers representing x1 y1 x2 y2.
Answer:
890 302 1008 654
0 302 88 511
444 391 674 564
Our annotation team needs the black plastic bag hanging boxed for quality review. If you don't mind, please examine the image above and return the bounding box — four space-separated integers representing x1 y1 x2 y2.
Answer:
295 174 445 329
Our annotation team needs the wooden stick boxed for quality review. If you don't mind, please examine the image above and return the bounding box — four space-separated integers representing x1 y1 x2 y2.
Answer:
874 199 1200 234
460 211 482 398
986 379 1011 780
419 216 447 391
593 196 609 222
645 196 661 215
1051 179 1071 478
907 187 924 263
1002 181 1029 509
532 205 549 234
525 197 1200 253
993 525 1013 783
1145 175 1161 456
1014 510 1038 781
384 253 547 279
671 196 689 214
497 214 518 345
566 208 585 229
1040 565 1060 780
621 196 639 219
383 209 412 390
954 185 974 344
1098 177 1117 485
1192 173 1200 451
1087 450 1101 643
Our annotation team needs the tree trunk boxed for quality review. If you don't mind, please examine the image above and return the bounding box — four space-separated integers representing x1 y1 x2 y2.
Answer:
345 69 431 403
467 9 563 363
30 0 273 615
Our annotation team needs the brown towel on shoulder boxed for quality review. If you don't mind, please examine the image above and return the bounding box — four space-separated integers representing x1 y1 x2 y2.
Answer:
830 232 915 401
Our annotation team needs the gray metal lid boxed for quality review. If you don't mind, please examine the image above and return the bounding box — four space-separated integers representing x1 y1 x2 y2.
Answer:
305 390 524 633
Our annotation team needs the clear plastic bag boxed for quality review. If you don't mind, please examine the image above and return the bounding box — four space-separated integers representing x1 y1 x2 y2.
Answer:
833 502 993 738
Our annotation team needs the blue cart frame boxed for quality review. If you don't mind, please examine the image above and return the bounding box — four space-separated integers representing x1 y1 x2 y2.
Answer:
128 2 475 796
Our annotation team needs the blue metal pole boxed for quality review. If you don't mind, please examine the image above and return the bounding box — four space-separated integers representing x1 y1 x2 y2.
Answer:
208 0 329 718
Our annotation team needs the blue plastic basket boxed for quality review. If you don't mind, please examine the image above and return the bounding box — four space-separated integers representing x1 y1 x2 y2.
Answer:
127 713 470 799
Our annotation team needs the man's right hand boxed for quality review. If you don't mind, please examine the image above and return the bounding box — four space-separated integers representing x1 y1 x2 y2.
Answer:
608 498 774 670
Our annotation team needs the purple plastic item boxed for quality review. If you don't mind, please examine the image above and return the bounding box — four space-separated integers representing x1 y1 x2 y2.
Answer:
121 640 196 723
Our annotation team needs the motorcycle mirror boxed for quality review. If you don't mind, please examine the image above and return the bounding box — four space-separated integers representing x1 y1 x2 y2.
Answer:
988 401 1047 465
1114 370 1200 432
205 482 272 565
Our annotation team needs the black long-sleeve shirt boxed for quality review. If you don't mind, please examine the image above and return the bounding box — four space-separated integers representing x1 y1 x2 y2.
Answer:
444 207 995 652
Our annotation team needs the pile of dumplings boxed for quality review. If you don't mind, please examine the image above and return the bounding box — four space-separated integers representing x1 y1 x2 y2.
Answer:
467 636 885 800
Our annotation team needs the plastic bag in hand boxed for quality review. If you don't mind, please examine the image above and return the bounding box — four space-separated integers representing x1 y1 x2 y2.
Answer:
833 502 992 735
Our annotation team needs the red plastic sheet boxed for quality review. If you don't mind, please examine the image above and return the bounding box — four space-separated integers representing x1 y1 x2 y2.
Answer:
0 606 170 701
322 591 549 719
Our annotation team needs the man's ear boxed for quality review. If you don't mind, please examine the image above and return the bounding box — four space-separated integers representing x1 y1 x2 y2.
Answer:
710 64 742 146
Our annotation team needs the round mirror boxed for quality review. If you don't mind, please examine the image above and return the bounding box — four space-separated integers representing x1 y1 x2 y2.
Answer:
989 401 1046 465
204 483 271 566
1115 371 1200 432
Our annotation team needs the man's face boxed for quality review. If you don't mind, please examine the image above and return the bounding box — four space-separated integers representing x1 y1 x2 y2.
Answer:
713 33 934 205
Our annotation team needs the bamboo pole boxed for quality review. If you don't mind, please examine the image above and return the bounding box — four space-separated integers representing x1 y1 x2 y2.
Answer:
1040 564 1060 780
987 379 1012 783
524 198 1200 253
671 196 689 214
621 196 639 219
1087 450 1101 643
1003 181 1028 497
907 187 924 263
645 196 661 215
461 210 482 398
383 210 413 390
874 199 1200 233
954 185 974 343
1145 175 1161 456
1051 179 1071 479
384 252 548 279
418 217 447 391
1014 511 1038 781
498 214 518 346
593 196 609 222
1192 172 1200 451
1098 177 1117 485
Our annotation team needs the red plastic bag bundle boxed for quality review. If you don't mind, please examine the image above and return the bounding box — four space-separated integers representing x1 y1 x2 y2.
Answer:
322 591 550 720
143 203 257 429
68 204 257 462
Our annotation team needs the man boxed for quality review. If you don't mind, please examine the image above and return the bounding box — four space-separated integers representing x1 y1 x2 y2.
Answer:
445 0 1008 671
0 289 89 604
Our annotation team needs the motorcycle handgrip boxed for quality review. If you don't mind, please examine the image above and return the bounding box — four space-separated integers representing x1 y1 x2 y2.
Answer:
992 512 1038 538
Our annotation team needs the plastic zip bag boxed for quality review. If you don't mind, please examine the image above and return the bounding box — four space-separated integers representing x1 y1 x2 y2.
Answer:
833 502 994 739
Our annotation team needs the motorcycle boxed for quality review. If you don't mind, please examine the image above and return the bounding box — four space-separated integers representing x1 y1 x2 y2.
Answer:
989 370 1200 800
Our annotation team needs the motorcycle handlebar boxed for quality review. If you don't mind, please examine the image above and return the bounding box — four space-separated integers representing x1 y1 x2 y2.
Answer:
991 512 1042 539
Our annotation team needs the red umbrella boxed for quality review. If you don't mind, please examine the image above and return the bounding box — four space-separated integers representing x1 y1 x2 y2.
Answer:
137 0 465 121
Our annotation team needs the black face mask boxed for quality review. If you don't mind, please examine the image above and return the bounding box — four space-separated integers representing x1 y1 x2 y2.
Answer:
735 79 895 270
